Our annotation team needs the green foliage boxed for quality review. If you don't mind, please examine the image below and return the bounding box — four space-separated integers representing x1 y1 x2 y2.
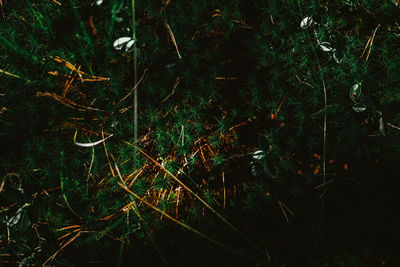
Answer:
1 0 399 266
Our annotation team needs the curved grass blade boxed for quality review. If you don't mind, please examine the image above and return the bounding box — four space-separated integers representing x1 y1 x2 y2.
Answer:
73 131 113 147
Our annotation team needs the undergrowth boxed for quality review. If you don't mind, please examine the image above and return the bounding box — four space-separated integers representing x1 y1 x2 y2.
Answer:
1 0 400 266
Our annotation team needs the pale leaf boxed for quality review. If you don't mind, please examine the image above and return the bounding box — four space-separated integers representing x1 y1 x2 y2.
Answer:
300 17 314 29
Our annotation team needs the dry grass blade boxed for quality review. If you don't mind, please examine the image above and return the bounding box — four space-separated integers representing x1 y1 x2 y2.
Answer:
99 213 117 221
165 20 182 59
86 140 95 194
273 93 288 118
313 179 333 190
121 140 267 257
43 231 83 266
161 76 182 103
52 56 109 81
360 24 381 61
50 0 61 5
215 77 237 80
127 168 144 187
314 179 333 199
57 228 84 241
102 129 115 177
117 68 148 104
0 178 5 195
276 197 294 223
0 68 22 79
61 68 76 97
36 91 105 112
114 157 169 266
118 182 257 262
57 225 82 231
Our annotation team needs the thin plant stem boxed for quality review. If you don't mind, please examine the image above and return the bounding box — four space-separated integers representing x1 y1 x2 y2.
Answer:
132 0 138 170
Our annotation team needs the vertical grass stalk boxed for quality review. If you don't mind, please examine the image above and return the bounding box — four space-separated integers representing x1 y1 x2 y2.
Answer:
132 0 138 170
